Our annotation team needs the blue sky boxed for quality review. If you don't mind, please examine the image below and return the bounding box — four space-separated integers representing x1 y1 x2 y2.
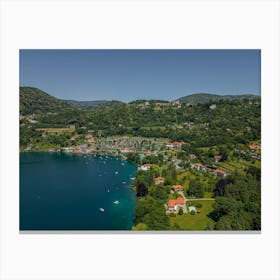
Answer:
20 49 260 102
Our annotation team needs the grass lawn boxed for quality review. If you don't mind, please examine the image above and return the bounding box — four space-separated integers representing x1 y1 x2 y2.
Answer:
204 192 214 198
169 200 215 230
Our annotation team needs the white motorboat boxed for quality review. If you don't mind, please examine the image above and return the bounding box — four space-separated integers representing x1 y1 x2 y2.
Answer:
113 200 119 204
99 208 105 212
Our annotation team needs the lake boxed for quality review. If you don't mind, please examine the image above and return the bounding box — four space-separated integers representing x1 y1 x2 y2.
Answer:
20 152 137 230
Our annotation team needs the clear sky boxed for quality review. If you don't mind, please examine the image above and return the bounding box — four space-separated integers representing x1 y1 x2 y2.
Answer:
20 49 260 102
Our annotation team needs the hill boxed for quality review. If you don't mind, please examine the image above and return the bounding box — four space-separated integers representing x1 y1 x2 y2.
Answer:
63 99 123 108
20 87 71 115
175 93 260 104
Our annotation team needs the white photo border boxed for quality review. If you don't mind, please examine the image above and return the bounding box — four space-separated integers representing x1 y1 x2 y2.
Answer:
0 0 279 280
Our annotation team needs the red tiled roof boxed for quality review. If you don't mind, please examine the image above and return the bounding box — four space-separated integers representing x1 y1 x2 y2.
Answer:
249 144 261 150
214 169 227 174
173 185 183 190
175 197 185 205
168 197 185 207
168 199 176 207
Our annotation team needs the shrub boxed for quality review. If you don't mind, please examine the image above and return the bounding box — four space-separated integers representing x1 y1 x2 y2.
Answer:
194 203 203 208
178 208 183 215
190 210 196 215
169 213 176 217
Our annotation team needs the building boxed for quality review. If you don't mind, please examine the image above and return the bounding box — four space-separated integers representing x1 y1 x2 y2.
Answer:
213 169 228 177
167 197 185 211
144 151 152 156
166 141 185 149
249 144 261 150
140 164 151 171
192 163 206 172
189 154 197 160
120 147 136 153
172 185 183 191
214 155 222 162
153 177 165 185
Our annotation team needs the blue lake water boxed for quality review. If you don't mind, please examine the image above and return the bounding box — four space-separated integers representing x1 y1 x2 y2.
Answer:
20 152 137 230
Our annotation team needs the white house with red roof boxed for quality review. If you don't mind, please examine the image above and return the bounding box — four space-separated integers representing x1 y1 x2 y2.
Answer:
167 197 185 212
213 169 228 177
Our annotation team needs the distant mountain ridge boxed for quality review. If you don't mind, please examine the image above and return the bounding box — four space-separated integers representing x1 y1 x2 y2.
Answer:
174 93 260 104
63 99 123 108
20 86 260 115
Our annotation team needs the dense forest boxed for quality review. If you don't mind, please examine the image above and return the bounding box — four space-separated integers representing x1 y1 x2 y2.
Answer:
20 87 261 149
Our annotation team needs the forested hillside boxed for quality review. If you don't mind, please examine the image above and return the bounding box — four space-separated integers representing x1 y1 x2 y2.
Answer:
19 87 261 231
176 93 260 104
20 87 71 115
20 87 261 149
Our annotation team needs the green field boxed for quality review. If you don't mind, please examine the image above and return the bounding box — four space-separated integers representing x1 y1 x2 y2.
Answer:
169 200 215 230
216 158 261 174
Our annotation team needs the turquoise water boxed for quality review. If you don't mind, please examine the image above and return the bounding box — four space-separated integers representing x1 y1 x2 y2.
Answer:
20 152 137 230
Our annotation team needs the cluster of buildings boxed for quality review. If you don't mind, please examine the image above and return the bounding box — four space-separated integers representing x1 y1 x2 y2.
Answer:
62 145 94 154
119 147 137 153
19 114 38 124
191 162 228 177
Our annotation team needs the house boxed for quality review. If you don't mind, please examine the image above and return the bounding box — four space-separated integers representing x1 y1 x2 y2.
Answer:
214 155 222 163
144 151 152 156
249 144 261 150
189 154 197 160
167 196 185 211
172 141 185 148
213 169 228 177
166 143 175 149
166 141 185 149
140 164 151 171
153 177 165 185
70 135 78 141
120 147 136 153
209 104 217 110
171 100 181 106
172 185 183 191
192 163 206 171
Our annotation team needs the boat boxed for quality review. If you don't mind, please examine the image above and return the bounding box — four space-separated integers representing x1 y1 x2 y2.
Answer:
107 189 110 192
99 208 105 212
115 171 118 175
122 181 126 185
113 200 119 204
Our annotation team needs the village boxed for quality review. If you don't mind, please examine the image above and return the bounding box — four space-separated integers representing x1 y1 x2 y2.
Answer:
36 130 260 223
